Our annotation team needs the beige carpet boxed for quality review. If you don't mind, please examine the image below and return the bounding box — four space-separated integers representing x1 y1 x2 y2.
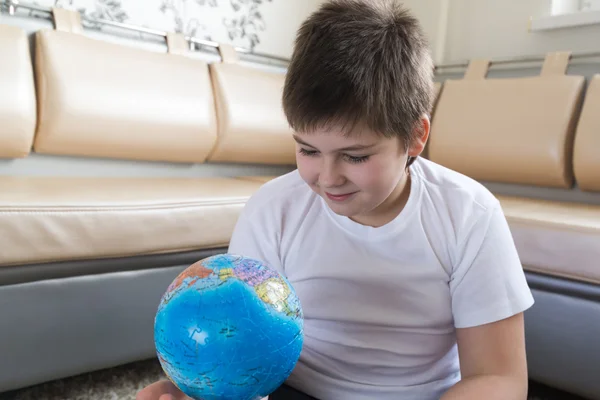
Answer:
0 360 166 400
0 358 587 400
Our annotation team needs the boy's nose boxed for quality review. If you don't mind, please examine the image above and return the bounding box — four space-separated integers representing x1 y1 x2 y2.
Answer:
319 163 346 188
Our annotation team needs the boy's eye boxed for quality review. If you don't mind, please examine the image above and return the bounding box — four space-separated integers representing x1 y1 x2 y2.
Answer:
298 148 318 157
298 148 369 164
344 154 369 164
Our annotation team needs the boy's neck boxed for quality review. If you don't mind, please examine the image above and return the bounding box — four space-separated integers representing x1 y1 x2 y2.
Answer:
350 170 412 228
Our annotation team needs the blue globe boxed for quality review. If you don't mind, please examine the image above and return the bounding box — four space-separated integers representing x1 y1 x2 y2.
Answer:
154 254 304 400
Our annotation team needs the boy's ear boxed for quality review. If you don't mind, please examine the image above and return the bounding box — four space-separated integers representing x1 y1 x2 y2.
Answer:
408 114 430 157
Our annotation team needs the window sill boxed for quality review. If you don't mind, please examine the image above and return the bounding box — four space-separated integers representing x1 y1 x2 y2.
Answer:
529 9 600 31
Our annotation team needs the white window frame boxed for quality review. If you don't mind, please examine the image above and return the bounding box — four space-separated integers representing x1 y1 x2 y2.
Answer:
580 0 600 12
530 0 600 31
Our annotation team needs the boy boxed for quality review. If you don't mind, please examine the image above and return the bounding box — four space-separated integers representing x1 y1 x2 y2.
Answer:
138 0 534 399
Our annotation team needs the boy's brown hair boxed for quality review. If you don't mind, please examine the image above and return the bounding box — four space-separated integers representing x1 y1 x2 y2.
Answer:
282 0 434 152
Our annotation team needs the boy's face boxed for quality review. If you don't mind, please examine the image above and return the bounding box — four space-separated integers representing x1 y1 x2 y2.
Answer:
294 118 428 227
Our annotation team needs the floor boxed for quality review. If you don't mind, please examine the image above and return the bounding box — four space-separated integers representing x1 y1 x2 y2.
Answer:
0 358 589 400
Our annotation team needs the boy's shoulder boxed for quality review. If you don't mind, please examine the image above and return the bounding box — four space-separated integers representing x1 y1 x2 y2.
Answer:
412 157 500 216
241 170 314 218
412 158 508 263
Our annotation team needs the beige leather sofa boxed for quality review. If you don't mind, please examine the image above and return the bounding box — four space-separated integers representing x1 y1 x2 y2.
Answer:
1 8 600 400
0 10 295 393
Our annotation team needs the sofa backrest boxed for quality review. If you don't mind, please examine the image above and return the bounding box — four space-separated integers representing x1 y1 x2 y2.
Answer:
1 7 295 169
0 24 37 159
207 44 296 165
573 74 600 192
428 52 586 189
32 8 219 164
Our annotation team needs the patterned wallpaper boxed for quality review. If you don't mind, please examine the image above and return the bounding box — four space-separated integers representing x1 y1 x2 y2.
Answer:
24 0 322 57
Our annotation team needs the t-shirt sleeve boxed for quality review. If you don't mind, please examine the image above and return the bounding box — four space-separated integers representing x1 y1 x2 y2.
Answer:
450 200 535 329
228 202 284 276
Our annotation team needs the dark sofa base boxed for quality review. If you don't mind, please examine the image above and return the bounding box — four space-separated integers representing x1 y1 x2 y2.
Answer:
525 272 600 400
0 249 225 393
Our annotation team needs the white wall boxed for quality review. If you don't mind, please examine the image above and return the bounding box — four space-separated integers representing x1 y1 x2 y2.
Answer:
397 0 449 64
257 1 325 58
15 0 599 67
442 0 600 63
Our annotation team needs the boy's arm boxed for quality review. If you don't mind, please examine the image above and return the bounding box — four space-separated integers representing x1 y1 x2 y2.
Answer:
228 204 283 274
441 313 528 400
443 201 533 400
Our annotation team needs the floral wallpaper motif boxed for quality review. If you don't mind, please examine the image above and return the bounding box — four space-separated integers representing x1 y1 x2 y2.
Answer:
159 0 214 42
86 0 129 23
223 0 273 49
159 0 272 49
25 0 274 51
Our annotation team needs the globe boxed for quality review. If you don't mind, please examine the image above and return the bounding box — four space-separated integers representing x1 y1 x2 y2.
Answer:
154 254 304 400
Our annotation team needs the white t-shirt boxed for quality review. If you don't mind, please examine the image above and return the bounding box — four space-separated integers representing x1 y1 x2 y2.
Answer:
228 157 535 400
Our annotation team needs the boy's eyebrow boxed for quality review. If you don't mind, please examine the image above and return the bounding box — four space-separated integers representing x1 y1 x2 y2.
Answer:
292 134 377 151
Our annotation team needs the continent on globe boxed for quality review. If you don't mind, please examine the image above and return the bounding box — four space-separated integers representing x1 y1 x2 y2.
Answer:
218 268 235 281
154 254 304 400
255 278 299 318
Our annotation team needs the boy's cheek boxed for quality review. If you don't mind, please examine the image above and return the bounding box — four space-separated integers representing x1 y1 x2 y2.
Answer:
355 163 403 193
296 160 317 185
353 163 386 186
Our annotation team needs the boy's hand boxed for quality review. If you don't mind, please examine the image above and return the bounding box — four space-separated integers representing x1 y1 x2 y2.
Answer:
136 380 191 400
136 380 269 400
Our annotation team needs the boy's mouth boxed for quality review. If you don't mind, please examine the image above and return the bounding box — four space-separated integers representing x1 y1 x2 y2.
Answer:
325 191 357 202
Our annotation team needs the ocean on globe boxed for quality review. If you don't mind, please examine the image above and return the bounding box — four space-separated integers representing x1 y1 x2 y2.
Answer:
154 254 304 400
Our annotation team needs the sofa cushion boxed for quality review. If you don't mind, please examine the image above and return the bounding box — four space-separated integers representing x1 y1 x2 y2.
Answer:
498 195 600 285
429 53 585 188
236 176 278 184
32 28 218 163
207 44 296 165
0 177 263 266
573 74 600 192
0 24 37 158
